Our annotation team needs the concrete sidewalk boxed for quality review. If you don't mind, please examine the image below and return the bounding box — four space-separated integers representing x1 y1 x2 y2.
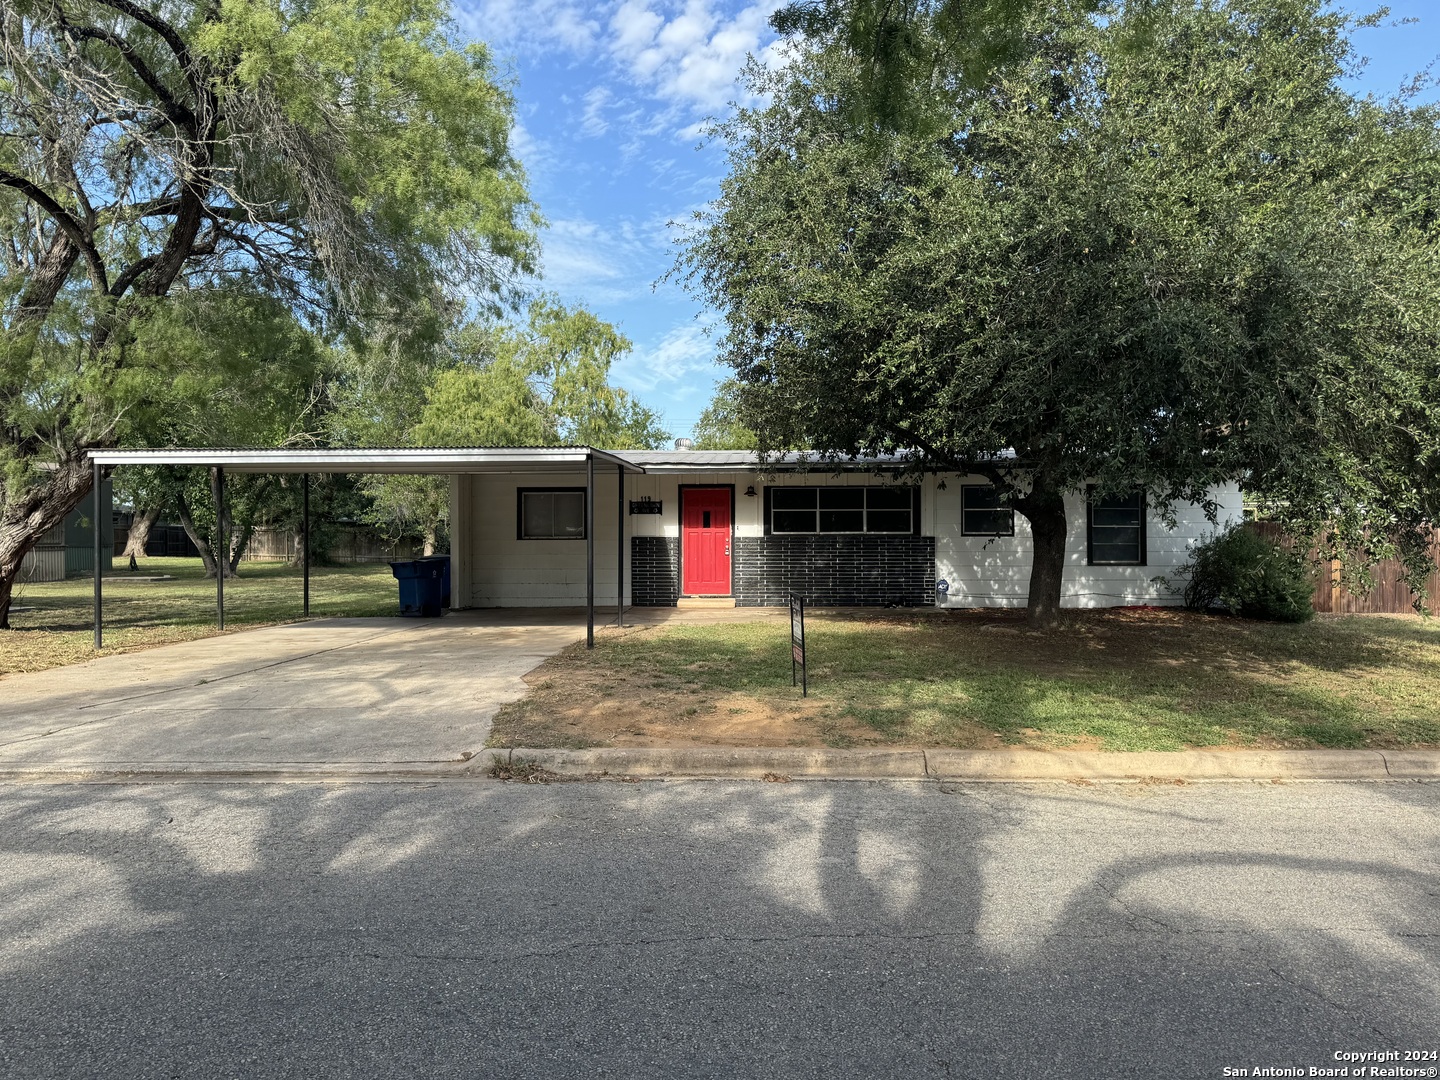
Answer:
0 614 581 773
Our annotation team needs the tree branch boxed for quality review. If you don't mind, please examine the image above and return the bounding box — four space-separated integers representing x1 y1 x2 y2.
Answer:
0 168 107 293
56 13 194 127
91 0 197 83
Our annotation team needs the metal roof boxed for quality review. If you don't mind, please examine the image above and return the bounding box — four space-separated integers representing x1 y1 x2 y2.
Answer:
87 446 937 475
87 446 643 474
614 450 914 472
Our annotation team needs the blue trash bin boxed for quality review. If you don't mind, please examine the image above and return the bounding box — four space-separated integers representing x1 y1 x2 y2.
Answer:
390 560 444 617
415 555 451 609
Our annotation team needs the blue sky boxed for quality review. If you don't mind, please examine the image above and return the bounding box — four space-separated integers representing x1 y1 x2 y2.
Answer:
452 1 1439 441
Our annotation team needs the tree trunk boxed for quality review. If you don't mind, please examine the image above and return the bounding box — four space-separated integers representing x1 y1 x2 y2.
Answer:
208 469 239 579
1015 480 1069 629
228 521 255 575
174 495 222 579
422 524 438 557
0 457 96 629
291 521 307 569
122 507 162 560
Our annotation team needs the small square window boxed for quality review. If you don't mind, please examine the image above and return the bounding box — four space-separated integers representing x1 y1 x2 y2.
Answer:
518 489 586 539
961 485 1014 536
1087 489 1146 565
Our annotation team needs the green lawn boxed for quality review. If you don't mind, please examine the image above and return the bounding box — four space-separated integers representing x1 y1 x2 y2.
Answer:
2 557 397 676
492 609 1440 752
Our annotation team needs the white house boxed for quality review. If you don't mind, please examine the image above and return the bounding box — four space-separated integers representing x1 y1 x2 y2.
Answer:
87 445 1242 636
448 448 1243 611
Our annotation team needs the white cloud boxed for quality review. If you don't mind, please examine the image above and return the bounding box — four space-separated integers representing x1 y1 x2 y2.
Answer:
607 1 783 116
455 1 786 135
580 85 613 137
456 0 599 52
616 321 720 392
508 119 552 177
533 216 665 304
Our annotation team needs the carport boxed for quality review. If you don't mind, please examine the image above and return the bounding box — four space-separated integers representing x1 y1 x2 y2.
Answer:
87 446 644 650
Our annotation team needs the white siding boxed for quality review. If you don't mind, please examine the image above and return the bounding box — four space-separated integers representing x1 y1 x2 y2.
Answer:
459 464 1242 609
464 470 630 607
933 478 1244 608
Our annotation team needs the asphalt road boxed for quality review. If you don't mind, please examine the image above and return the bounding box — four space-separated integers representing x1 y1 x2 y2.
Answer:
1 779 1436 1080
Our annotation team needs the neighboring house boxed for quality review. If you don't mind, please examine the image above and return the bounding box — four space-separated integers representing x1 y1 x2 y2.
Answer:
450 449 1243 610
19 478 115 583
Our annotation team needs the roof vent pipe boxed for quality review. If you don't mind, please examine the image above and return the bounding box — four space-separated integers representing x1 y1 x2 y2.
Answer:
674 438 694 451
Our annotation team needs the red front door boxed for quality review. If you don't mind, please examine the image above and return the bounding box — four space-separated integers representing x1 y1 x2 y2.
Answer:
681 488 732 595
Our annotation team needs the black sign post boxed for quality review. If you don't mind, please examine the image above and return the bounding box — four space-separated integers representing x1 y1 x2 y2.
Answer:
790 593 807 697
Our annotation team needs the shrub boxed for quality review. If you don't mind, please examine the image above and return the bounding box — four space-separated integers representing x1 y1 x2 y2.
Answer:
1179 526 1315 623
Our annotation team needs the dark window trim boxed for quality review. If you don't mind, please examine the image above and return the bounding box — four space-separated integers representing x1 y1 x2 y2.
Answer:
761 484 921 536
960 484 1015 537
1085 486 1148 566
516 486 587 540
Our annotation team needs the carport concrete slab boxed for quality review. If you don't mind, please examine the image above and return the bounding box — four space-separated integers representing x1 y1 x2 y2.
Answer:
0 613 583 768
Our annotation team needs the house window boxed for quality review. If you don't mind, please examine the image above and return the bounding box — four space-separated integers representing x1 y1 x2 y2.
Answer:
767 486 917 534
1087 489 1146 565
961 485 1014 536
517 488 586 539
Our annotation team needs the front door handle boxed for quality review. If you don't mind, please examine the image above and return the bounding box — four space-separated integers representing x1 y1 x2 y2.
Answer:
725 542 731 556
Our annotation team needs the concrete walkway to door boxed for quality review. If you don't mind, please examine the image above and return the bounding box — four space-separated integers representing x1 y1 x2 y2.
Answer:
0 612 586 775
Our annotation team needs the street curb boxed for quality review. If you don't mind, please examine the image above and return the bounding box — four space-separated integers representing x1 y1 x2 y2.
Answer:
497 747 928 781
502 746 1440 782
1 749 1437 784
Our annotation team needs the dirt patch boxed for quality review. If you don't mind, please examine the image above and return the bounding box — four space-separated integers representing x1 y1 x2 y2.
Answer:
494 649 899 748
490 623 1014 750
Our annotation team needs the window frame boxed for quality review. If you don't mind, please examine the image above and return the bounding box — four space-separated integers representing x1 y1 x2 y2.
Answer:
516 486 588 541
960 484 1015 537
762 485 920 537
1085 487 1148 566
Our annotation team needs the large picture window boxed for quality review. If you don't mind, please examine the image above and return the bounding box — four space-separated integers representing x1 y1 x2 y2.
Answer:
1087 489 1146 565
961 485 1014 536
517 488 586 540
767 486 917 535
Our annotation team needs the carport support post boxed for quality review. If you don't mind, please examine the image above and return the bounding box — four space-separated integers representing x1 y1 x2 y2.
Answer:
617 466 624 627
216 466 225 631
586 452 594 649
302 472 310 617
92 459 102 650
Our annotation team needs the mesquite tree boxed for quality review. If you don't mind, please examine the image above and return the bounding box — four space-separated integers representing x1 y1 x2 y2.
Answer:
679 0 1440 625
0 0 537 625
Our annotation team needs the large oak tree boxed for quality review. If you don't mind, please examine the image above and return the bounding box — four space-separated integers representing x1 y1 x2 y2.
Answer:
680 0 1440 625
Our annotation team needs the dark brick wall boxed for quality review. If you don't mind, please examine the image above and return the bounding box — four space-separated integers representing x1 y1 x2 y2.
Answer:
733 535 936 607
631 536 680 606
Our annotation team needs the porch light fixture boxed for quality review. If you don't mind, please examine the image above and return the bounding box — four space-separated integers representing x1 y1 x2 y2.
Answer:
744 485 756 497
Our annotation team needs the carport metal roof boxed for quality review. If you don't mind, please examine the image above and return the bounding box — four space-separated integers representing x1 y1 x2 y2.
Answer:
85 444 639 655
88 446 644 474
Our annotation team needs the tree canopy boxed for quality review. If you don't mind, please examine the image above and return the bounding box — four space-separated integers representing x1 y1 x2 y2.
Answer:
691 379 759 451
352 297 670 550
680 0 1440 624
0 0 539 623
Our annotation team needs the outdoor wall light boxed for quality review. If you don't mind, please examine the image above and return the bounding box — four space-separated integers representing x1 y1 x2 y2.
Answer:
744 485 757 497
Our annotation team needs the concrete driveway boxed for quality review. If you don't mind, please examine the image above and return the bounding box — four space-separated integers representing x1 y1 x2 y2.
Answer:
0 612 585 774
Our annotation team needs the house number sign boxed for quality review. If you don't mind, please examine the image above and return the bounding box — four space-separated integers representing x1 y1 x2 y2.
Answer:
629 498 663 515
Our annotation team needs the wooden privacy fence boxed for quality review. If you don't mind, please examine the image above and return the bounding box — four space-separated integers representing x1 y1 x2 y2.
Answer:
244 525 422 564
1250 521 1440 614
